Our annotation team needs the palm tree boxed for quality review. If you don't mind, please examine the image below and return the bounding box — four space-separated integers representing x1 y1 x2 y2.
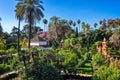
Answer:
43 19 48 31
0 17 3 37
73 22 76 31
69 20 73 27
77 19 80 32
94 23 97 29
50 16 60 39
99 19 107 30
15 4 25 53
16 0 44 48
59 19 68 39
109 28 120 48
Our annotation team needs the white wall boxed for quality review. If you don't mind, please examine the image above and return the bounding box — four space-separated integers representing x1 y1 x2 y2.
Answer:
30 41 47 46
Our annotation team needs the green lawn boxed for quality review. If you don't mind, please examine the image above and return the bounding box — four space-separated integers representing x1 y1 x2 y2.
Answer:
77 60 93 74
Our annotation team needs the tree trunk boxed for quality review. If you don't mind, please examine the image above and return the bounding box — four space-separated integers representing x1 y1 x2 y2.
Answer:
55 24 58 40
79 24 80 32
28 11 32 49
18 19 20 54
44 24 45 31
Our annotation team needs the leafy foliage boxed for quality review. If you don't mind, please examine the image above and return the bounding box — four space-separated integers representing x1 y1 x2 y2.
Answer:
93 64 120 80
92 52 106 71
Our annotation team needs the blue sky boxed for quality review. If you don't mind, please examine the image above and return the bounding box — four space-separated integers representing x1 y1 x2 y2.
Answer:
0 0 120 33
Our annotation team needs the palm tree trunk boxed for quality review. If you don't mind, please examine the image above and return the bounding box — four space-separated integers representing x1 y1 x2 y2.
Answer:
44 24 45 31
18 19 20 54
79 24 80 32
55 24 58 40
28 11 32 49
28 25 31 49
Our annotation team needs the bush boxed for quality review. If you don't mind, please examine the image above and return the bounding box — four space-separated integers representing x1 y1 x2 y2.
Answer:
92 52 106 71
6 43 17 49
51 40 59 49
93 64 120 80
42 64 63 80
0 43 6 50
0 50 6 55
6 46 17 54
0 37 6 50
58 49 78 73
0 63 11 75
22 62 63 80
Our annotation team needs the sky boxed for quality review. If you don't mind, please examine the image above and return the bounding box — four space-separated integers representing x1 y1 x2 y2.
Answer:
0 0 120 33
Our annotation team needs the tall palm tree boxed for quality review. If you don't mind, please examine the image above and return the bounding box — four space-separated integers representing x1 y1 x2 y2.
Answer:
107 19 114 30
15 4 25 53
43 19 48 31
69 20 73 27
94 23 97 30
73 22 76 31
16 0 44 48
77 19 80 32
115 18 120 28
0 17 1 23
99 19 107 30
109 28 120 48
50 16 60 39
0 17 3 37
59 19 68 39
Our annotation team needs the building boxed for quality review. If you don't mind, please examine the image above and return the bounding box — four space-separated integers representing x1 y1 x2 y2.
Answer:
30 35 48 47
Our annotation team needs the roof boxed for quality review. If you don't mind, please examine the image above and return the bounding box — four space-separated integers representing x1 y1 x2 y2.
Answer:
31 35 39 42
31 35 47 42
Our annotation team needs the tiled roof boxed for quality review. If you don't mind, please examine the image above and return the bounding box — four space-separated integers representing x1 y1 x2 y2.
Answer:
31 35 39 42
31 35 47 42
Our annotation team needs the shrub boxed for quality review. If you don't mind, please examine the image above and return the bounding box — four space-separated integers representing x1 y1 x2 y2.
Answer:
6 46 17 54
22 62 63 80
6 43 17 49
0 50 6 55
51 40 59 49
0 37 6 50
0 63 11 75
92 52 106 71
93 64 120 80
42 64 63 80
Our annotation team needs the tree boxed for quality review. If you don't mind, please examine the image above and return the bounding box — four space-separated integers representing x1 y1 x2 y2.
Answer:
59 19 71 39
21 24 40 39
50 16 60 39
81 22 85 31
49 17 73 40
11 26 18 37
16 0 44 48
77 19 80 32
43 19 48 31
73 22 76 31
81 22 90 36
109 28 120 48
15 3 25 54
59 49 78 74
69 20 73 27
99 19 107 30
0 17 3 37
107 19 114 30
75 27 78 37
94 23 97 29
115 18 120 28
